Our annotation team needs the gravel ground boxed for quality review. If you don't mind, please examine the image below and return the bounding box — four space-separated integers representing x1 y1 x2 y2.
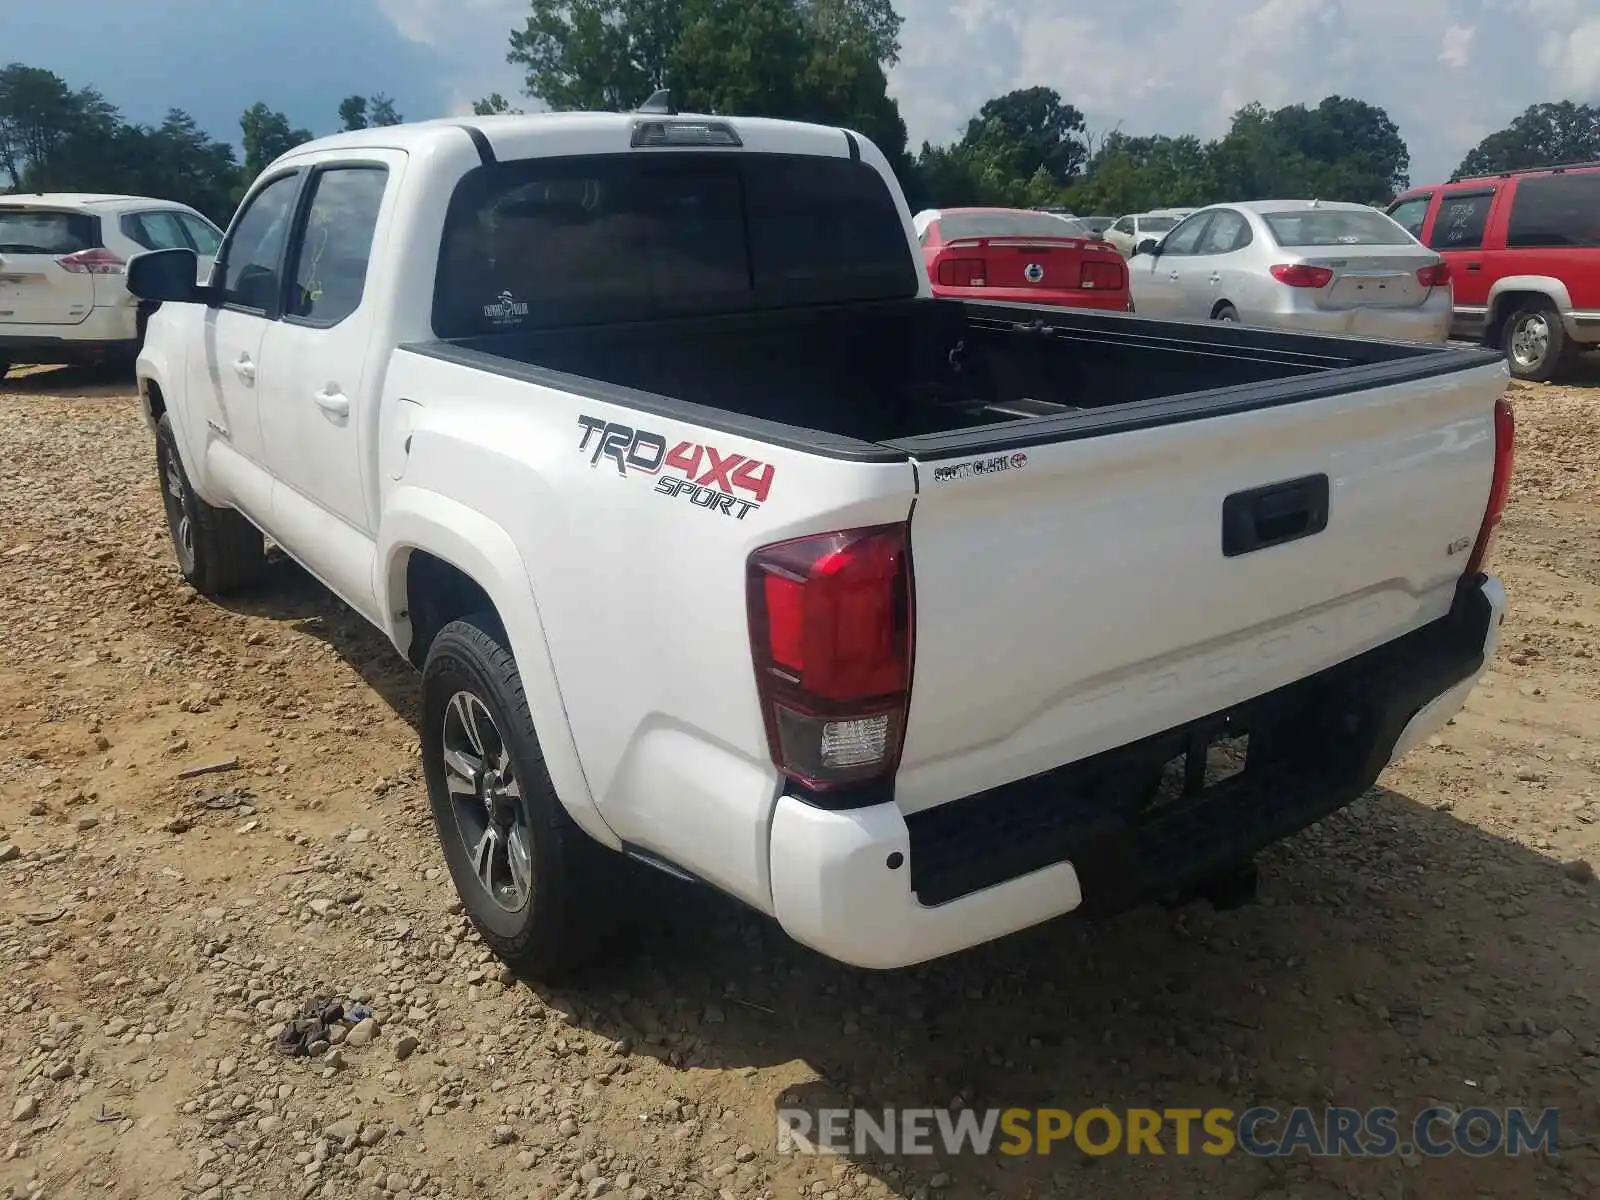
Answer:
2 361 1599 1200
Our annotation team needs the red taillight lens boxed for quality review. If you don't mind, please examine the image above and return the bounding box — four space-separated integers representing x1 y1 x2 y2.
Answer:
56 247 125 275
1464 396 1515 578
1269 263 1334 288
747 523 914 790
936 258 986 287
1079 258 1123 290
1416 261 1451 287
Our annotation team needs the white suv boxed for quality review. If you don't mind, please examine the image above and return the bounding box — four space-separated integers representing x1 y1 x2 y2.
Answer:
0 193 223 379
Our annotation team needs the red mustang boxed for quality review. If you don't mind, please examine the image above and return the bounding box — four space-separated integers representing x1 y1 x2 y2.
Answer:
912 207 1132 311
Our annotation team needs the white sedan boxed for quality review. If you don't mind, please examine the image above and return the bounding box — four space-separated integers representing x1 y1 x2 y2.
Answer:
1127 200 1453 343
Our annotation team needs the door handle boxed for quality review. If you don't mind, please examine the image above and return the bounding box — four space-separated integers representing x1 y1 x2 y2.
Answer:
313 388 350 418
1222 474 1330 557
1209 273 1221 284
1466 262 1481 272
1168 271 1180 280
233 356 256 383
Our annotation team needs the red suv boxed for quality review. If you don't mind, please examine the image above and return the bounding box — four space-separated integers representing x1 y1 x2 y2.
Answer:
1387 163 1600 380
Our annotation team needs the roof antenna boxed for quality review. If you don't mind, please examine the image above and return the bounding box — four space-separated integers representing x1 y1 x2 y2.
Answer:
637 89 676 116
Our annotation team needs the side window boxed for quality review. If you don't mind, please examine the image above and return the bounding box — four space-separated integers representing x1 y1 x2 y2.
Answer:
286 166 388 325
177 214 223 257
1427 190 1494 251
1386 195 1431 240
1197 210 1251 254
220 173 302 312
1112 217 1134 235
1161 213 1212 256
1506 174 1600 249
122 211 191 251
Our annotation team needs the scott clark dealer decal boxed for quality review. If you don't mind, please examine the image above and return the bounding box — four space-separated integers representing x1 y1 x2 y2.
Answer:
931 451 1028 484
575 415 775 520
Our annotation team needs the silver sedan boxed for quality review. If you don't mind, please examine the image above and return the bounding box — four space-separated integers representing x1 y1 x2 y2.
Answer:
1128 200 1453 343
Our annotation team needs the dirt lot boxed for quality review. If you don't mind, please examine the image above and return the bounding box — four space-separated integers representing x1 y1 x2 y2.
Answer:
1 362 1598 1200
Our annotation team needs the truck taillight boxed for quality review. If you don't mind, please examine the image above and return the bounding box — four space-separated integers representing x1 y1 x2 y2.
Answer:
1269 264 1334 288
1416 261 1451 287
747 523 914 791
56 248 125 275
1464 396 1515 578
936 258 986 287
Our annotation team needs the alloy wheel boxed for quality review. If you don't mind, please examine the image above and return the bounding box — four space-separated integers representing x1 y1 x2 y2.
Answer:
441 690 534 912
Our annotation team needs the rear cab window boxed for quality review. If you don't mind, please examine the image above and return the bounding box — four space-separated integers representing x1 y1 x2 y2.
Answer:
1263 209 1412 247
432 152 919 337
0 209 99 255
1506 172 1600 248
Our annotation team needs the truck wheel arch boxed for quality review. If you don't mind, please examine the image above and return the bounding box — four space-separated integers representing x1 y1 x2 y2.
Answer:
378 490 620 851
1485 277 1572 343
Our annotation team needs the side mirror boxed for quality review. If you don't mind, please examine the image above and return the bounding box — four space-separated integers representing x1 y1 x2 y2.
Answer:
1135 238 1161 257
127 248 206 304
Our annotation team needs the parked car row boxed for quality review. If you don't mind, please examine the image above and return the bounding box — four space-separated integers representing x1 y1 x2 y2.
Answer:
0 192 223 380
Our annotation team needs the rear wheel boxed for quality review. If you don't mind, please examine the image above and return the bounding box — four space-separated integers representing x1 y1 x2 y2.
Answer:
1213 303 1240 323
0 357 10 380
154 412 266 594
421 614 625 981
1502 302 1572 382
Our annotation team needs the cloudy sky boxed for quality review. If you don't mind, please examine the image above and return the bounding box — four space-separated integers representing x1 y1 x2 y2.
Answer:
10 0 1600 186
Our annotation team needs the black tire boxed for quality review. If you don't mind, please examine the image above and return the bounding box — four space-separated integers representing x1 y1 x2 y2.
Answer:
421 613 623 981
1213 303 1240 323
1502 301 1573 382
0 356 10 380
154 412 266 594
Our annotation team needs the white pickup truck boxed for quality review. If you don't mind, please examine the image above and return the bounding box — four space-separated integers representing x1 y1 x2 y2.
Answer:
128 101 1515 979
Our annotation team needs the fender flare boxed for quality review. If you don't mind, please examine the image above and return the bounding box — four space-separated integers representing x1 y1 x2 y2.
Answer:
375 486 621 851
1486 276 1573 327
136 347 229 510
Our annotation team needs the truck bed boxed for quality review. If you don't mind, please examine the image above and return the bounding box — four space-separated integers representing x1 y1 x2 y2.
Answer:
408 298 1494 456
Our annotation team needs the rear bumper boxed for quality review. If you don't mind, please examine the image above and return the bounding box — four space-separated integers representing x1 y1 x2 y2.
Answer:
932 284 1130 312
1258 301 1452 344
0 305 141 363
768 574 1504 969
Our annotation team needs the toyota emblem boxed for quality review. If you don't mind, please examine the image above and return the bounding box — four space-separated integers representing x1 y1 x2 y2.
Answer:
1024 262 1045 283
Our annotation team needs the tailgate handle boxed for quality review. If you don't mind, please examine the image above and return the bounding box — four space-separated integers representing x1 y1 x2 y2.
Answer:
1222 474 1329 557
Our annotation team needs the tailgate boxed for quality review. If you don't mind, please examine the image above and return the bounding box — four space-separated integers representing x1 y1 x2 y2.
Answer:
892 363 1505 814
0 209 98 326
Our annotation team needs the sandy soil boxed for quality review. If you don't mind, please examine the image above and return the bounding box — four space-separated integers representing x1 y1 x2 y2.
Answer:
1 360 1597 1200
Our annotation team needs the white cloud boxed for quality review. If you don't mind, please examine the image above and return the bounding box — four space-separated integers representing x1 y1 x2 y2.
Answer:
1439 24 1476 71
372 0 1600 185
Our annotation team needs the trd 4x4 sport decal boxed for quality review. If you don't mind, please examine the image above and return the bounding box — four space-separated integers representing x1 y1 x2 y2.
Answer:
575 415 775 520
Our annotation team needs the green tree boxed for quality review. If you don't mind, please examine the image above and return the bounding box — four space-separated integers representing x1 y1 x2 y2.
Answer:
1207 97 1408 203
239 102 312 182
1064 132 1212 214
369 93 402 126
1453 101 1600 180
0 63 118 189
338 95 369 131
472 92 524 116
501 0 909 176
961 87 1087 187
